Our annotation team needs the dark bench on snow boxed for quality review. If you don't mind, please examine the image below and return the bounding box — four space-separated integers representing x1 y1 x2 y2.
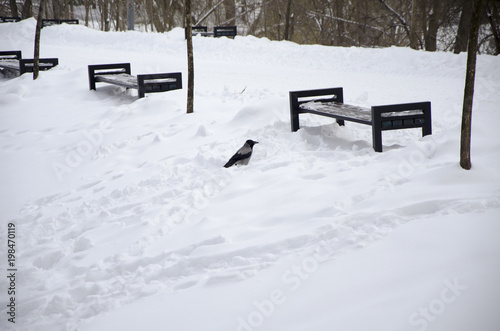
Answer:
185 26 212 38
0 50 58 76
0 16 21 23
289 87 432 152
185 26 237 39
214 26 237 38
88 63 182 99
42 19 79 28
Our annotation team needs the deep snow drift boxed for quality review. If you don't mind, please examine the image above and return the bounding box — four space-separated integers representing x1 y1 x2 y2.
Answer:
1 19 499 331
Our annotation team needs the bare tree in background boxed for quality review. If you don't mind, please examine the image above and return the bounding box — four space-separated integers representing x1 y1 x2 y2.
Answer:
460 0 485 170
1 0 498 55
485 0 500 54
9 0 18 17
454 0 474 54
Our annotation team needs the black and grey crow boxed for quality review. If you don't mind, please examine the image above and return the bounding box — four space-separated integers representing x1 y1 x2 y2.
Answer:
223 140 259 168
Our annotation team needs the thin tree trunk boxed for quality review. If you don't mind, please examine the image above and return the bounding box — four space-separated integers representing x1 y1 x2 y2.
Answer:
486 1 500 54
425 0 442 51
460 0 485 170
22 0 33 18
33 0 45 80
186 0 194 114
454 0 474 54
284 0 292 40
224 0 236 25
9 0 18 17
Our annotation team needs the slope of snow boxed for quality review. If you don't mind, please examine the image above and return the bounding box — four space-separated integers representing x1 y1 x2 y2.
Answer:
0 19 499 331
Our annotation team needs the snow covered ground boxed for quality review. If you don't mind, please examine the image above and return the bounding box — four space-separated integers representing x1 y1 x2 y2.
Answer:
1 18 499 331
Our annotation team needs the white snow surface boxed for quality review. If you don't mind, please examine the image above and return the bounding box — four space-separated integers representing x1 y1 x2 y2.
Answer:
1 19 500 331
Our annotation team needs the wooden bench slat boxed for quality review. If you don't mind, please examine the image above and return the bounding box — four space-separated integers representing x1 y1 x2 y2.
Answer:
300 101 372 124
95 73 139 89
300 101 425 123
0 60 20 70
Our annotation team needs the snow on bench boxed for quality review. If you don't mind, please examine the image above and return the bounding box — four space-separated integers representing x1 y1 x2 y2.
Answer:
88 63 182 99
289 87 432 152
0 50 58 76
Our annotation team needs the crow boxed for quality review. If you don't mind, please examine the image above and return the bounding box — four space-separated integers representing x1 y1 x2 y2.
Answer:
223 140 259 168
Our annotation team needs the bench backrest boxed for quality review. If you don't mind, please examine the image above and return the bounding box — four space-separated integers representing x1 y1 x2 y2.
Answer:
290 87 344 109
42 19 79 28
0 51 22 61
88 63 132 90
185 26 209 39
0 16 21 23
214 26 237 38
19 58 59 74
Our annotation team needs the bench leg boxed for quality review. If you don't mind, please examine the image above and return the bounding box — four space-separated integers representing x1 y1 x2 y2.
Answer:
372 113 383 152
337 119 345 126
289 92 300 132
138 88 145 98
422 102 432 137
88 66 96 91
372 128 382 152
291 111 300 132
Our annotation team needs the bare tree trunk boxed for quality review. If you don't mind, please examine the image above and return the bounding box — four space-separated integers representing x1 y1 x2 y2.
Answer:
425 0 442 51
284 0 293 40
486 0 500 54
410 0 420 49
22 0 33 18
85 0 89 26
454 0 474 54
186 0 194 114
33 0 45 80
9 0 19 17
460 0 485 170
224 0 236 25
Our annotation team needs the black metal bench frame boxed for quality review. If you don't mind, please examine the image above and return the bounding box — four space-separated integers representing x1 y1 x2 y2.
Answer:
0 16 21 23
290 87 432 152
185 26 237 39
42 19 79 28
88 63 182 99
214 26 237 38
185 26 213 38
0 50 59 76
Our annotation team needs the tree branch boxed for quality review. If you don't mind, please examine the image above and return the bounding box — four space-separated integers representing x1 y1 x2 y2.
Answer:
306 10 387 35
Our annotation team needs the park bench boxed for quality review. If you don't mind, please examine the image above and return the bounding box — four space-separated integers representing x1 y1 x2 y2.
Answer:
0 16 21 23
289 87 432 152
185 26 237 38
185 26 212 38
42 19 79 28
0 50 58 76
88 63 182 99
214 26 237 38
